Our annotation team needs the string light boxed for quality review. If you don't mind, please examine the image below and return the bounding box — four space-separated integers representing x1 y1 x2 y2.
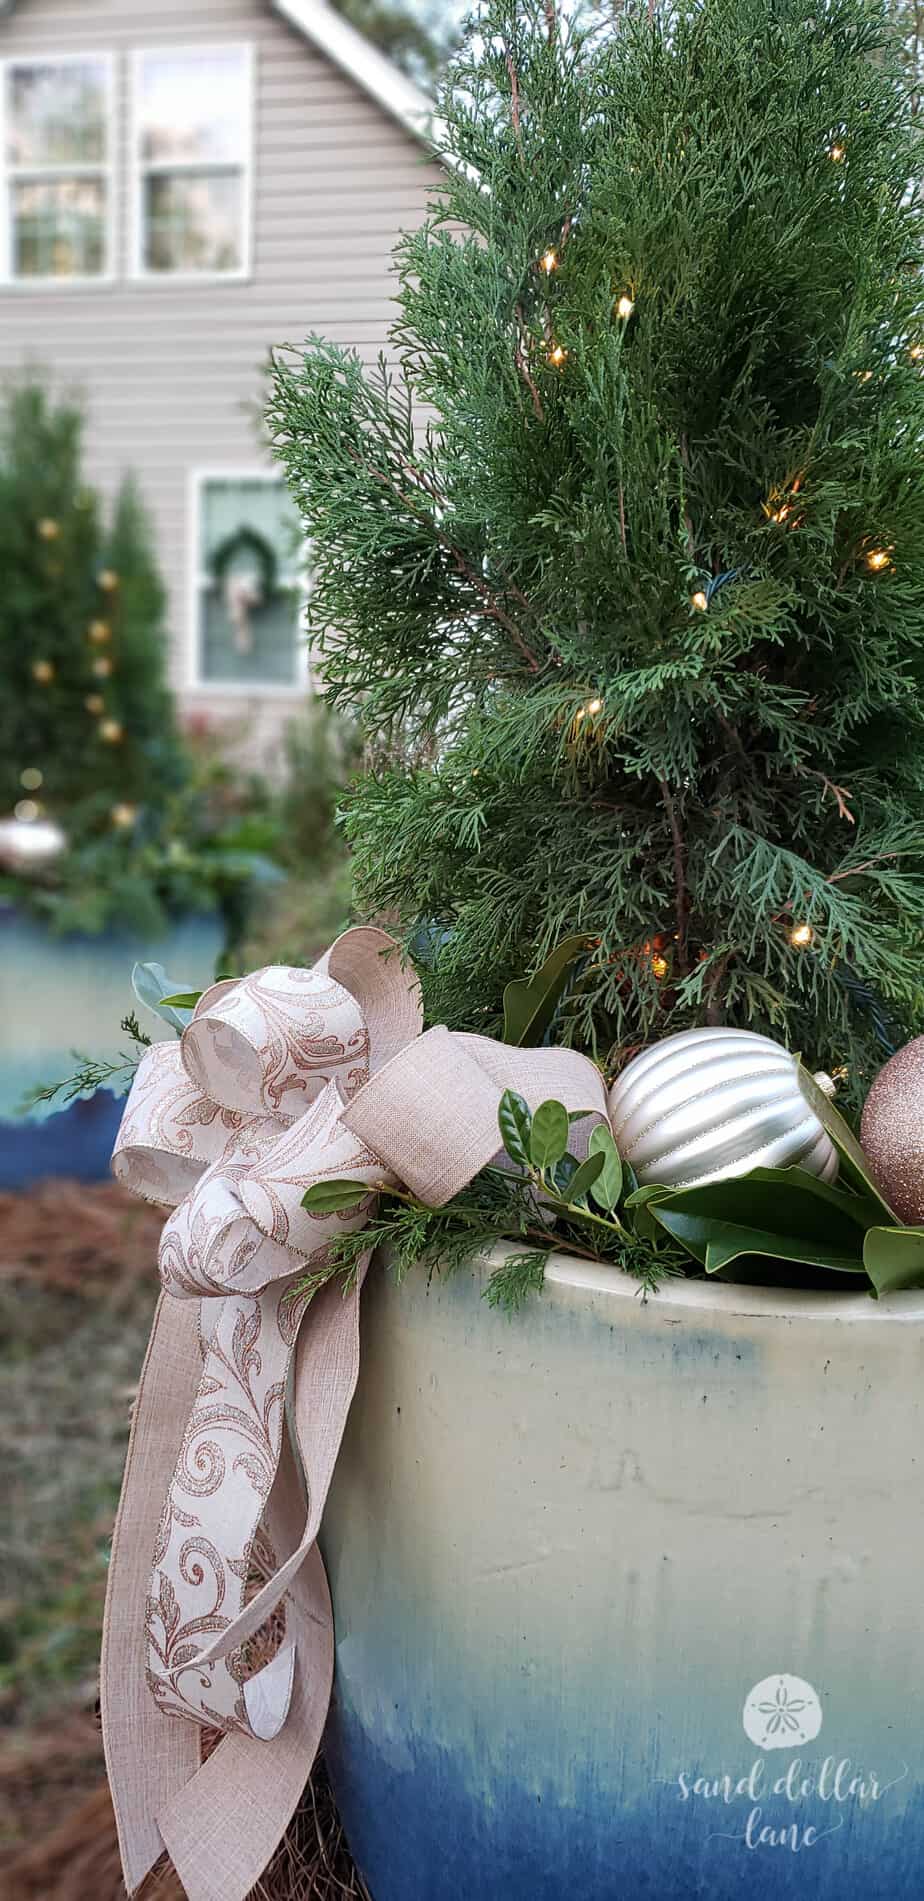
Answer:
84 693 105 714
789 922 815 949
32 659 55 683
540 249 558 275
93 655 113 677
20 767 43 790
651 953 669 980
548 343 567 367
691 589 708 612
98 718 124 744
88 619 111 644
828 143 846 162
854 369 873 383
111 803 138 828
866 547 891 572
911 345 924 363
37 517 59 540
14 798 41 822
615 294 635 320
585 696 603 715
98 568 119 591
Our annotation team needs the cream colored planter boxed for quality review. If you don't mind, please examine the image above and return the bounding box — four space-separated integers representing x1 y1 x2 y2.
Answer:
321 1247 924 1901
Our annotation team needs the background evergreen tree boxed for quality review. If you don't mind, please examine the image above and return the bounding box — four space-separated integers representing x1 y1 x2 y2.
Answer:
331 0 461 84
0 381 184 838
270 0 924 1102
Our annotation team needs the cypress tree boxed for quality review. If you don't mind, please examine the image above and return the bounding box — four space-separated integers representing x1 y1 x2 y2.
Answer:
270 0 924 1102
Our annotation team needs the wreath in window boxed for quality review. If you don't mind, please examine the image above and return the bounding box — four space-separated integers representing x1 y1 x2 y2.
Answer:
209 526 279 655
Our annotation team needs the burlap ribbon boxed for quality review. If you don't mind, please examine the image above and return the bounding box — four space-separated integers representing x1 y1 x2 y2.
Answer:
102 926 611 1901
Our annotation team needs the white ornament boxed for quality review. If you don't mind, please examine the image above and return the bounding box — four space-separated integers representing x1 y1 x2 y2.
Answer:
0 813 67 871
742 1674 823 1750
608 1027 838 1189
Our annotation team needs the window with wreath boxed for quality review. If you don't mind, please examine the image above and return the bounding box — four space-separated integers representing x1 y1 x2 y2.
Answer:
134 45 252 276
2 56 112 280
193 475 304 687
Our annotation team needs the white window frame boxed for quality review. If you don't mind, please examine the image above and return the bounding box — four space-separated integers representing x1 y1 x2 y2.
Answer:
187 466 310 696
130 43 254 285
0 49 116 289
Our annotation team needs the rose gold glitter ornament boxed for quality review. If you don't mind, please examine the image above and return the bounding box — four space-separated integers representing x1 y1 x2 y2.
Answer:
860 1037 924 1224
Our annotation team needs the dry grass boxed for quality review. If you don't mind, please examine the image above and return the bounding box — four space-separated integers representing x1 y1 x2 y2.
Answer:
0 1181 367 1901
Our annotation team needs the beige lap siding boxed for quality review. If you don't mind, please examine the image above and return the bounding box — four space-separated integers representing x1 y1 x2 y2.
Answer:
0 0 439 761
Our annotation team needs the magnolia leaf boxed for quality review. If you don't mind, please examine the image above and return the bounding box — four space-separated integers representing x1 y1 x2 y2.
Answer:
502 935 590 1047
301 1179 371 1214
566 1151 605 1205
650 1206 865 1278
530 1099 570 1170
588 1124 623 1210
863 1226 924 1297
132 962 197 1035
498 1089 532 1170
798 1067 900 1222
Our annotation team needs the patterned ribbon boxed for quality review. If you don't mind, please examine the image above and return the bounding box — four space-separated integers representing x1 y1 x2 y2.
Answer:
101 926 610 1901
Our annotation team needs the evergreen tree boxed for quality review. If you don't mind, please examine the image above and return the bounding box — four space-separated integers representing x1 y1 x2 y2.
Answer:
0 381 184 835
270 0 924 1100
331 0 461 85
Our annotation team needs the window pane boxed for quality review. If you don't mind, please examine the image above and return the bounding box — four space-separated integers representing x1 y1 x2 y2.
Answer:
143 171 243 274
199 588 299 686
11 177 106 278
7 60 107 167
197 479 302 686
200 478 300 570
139 48 248 164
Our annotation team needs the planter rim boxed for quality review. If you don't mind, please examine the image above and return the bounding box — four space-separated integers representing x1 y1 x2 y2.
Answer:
484 1242 924 1324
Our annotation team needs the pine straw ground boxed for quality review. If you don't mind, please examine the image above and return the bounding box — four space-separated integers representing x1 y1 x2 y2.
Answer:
0 1181 367 1901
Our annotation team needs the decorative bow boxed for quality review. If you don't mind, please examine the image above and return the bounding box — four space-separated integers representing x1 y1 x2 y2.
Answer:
101 927 610 1901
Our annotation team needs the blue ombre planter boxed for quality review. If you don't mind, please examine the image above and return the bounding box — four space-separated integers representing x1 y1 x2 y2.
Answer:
0 907 222 1188
321 1250 924 1901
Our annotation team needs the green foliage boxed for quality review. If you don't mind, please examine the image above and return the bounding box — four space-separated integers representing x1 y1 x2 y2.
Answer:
0 382 185 821
269 0 924 1104
502 932 590 1043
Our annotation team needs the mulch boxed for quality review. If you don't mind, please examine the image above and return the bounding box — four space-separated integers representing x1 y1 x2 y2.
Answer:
0 1181 369 1901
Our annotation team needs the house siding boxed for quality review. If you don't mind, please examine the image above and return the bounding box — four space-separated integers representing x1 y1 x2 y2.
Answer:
0 0 439 761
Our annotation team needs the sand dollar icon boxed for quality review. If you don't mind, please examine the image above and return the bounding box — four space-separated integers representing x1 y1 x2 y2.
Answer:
743 1675 823 1749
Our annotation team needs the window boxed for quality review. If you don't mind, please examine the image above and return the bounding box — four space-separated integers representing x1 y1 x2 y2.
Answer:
191 473 305 689
1 55 113 281
133 46 252 278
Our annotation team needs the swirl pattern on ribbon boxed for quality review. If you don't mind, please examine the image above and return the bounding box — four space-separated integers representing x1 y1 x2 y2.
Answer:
101 927 611 1901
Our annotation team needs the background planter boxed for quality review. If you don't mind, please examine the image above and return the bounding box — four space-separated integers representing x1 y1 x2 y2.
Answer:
0 908 222 1188
321 1248 924 1901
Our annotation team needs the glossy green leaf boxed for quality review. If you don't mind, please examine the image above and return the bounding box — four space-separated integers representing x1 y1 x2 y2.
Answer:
551 1152 580 1197
498 1089 532 1170
502 935 590 1047
863 1226 924 1297
565 1151 605 1205
650 1207 865 1277
587 1124 623 1210
530 1099 570 1170
160 990 203 1010
301 1179 371 1214
798 1067 899 1222
131 961 197 1035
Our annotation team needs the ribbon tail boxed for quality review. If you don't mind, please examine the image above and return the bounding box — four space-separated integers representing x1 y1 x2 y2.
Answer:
156 1432 333 1901
101 1292 202 1893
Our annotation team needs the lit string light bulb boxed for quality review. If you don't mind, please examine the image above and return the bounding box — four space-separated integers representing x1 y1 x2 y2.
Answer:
32 659 55 683
548 343 567 367
866 547 891 572
910 344 924 363
691 589 708 612
615 294 635 320
99 718 124 744
88 619 111 644
651 953 669 981
540 249 558 275
828 143 846 162
789 922 815 949
20 767 43 790
111 803 138 828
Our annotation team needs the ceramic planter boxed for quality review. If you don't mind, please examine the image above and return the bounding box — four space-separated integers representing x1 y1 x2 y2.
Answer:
320 1246 924 1901
0 907 222 1187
